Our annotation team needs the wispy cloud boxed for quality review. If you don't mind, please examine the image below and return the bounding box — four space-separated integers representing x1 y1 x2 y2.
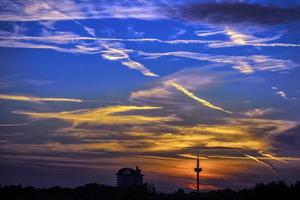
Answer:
276 91 288 99
5 114 295 155
244 154 277 174
121 60 157 77
14 105 179 126
243 108 275 117
0 0 167 22
130 87 174 105
195 27 299 48
101 46 131 60
194 29 225 37
259 151 288 164
43 10 157 77
0 94 82 103
101 44 158 77
225 117 297 135
1 33 299 61
208 28 284 48
0 31 157 77
130 67 220 108
0 123 29 127
139 51 298 74
165 81 232 114
271 86 294 100
0 36 103 54
170 28 186 39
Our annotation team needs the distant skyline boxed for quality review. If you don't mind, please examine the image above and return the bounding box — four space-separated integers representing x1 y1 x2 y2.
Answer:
0 0 300 192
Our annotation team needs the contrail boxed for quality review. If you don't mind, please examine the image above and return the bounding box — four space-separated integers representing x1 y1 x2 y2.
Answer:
166 81 232 114
244 154 277 174
0 94 82 103
101 45 158 77
259 151 288 164
53 9 157 77
53 10 96 37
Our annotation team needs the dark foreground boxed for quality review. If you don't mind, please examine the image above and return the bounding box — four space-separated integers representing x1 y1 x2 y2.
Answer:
1 181 299 200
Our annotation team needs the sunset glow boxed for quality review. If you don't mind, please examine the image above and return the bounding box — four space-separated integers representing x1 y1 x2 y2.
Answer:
0 0 300 192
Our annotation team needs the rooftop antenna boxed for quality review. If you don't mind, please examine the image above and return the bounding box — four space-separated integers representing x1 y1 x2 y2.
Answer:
136 159 140 172
194 155 202 192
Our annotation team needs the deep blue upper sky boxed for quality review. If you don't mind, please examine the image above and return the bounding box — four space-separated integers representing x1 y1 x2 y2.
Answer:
0 0 300 192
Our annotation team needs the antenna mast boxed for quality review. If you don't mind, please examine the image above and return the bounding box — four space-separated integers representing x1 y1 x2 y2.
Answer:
194 155 202 192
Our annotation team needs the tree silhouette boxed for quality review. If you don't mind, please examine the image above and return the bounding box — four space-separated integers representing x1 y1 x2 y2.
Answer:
0 181 299 200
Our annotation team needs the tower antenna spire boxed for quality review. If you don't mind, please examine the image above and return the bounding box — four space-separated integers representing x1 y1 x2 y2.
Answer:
194 155 202 192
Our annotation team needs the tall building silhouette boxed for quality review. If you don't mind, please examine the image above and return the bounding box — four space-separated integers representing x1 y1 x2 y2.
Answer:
194 155 202 192
116 166 144 187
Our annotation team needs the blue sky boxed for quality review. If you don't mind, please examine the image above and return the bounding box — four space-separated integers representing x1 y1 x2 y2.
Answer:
0 0 300 192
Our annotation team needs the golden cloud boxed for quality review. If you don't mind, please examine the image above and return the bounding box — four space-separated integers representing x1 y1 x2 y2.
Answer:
14 105 179 126
39 116 297 154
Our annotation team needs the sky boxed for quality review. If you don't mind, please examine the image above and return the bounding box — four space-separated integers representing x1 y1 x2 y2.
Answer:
0 0 300 192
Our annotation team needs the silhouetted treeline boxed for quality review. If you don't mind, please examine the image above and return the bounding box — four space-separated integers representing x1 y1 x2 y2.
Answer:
1 181 300 200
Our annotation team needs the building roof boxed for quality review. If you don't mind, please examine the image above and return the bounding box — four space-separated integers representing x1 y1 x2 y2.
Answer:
117 168 137 175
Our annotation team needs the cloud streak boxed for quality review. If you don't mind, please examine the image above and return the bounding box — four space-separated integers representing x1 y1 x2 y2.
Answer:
0 0 167 22
207 28 285 48
101 45 158 77
271 87 294 100
2 34 299 49
0 123 29 127
139 51 298 74
243 108 275 117
259 151 288 164
165 81 232 114
14 105 178 126
0 94 82 103
244 154 277 174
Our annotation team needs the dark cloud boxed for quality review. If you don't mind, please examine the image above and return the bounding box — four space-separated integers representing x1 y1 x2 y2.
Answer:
174 2 300 25
275 125 300 154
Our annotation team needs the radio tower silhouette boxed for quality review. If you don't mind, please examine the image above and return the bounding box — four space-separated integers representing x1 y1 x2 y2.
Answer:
194 155 202 192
